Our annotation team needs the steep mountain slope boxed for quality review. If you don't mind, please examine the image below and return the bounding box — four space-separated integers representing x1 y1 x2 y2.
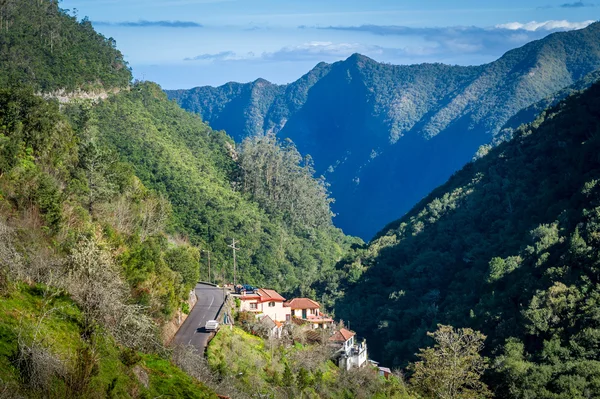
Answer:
327 82 600 397
81 82 359 295
168 23 600 239
501 68 600 134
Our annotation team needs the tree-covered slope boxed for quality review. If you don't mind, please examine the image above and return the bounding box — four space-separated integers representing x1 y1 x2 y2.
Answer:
0 0 131 92
84 82 360 296
0 85 223 397
328 82 600 397
168 23 600 239
501 68 600 134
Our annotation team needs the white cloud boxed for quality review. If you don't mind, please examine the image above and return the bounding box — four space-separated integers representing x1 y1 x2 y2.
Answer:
184 42 393 63
184 51 247 62
321 20 596 59
262 42 385 61
182 20 598 67
496 20 595 31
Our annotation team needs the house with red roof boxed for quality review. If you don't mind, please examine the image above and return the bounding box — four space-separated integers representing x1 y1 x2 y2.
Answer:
329 327 368 370
238 288 291 323
284 298 334 329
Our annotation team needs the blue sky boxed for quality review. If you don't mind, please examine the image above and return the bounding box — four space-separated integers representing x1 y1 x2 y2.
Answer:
60 0 599 89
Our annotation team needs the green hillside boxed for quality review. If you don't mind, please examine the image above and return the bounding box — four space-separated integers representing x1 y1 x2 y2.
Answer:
76 82 360 296
501 68 600 135
328 82 600 397
0 0 131 92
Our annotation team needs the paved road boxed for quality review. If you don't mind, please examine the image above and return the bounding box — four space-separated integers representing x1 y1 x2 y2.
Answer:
173 283 225 353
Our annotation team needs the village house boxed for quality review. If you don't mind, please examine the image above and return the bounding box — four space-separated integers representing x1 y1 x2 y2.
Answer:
329 328 368 370
378 367 392 380
284 298 334 329
258 315 284 339
237 288 291 323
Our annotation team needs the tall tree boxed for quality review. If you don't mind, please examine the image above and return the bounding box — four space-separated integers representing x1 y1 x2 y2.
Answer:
410 325 491 399
237 133 333 231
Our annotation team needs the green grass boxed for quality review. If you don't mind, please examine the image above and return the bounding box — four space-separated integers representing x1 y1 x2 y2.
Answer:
142 355 217 399
207 326 343 396
0 283 217 398
0 284 82 381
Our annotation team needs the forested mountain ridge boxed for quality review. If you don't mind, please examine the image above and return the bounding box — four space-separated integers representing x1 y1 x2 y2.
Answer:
168 22 600 239
326 82 600 397
500 68 600 136
0 0 131 92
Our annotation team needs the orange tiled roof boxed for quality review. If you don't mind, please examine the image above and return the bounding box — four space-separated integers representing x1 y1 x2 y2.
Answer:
284 298 320 309
258 288 286 303
329 328 356 343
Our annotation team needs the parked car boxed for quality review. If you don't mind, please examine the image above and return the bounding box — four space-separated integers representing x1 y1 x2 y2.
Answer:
205 320 219 331
235 284 257 294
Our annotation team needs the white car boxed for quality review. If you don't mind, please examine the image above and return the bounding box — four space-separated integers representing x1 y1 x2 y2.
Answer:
205 320 219 331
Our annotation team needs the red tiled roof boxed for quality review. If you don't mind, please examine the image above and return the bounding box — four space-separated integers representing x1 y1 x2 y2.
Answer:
329 328 356 343
257 288 286 303
340 328 355 341
284 298 320 309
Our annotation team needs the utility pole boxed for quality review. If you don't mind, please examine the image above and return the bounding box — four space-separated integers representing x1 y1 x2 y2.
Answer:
202 250 211 283
228 238 239 286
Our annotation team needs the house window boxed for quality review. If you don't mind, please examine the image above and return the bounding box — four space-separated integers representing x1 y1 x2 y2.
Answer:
286 314 290 321
250 303 257 310
268 302 275 307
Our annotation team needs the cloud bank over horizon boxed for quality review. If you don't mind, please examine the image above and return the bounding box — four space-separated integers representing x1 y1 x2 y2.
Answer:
182 20 596 70
94 20 203 28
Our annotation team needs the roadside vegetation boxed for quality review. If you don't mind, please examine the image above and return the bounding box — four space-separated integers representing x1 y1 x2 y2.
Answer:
206 324 414 399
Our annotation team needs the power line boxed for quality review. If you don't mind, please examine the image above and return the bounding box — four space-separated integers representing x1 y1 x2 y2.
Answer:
228 238 239 286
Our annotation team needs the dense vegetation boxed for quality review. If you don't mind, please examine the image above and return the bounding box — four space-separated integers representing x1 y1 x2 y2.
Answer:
325 82 600 398
0 0 131 92
75 82 360 295
5 1 600 398
0 283 216 398
206 323 413 398
237 133 333 230
203 314 496 398
500 68 600 137
0 83 220 396
168 23 600 239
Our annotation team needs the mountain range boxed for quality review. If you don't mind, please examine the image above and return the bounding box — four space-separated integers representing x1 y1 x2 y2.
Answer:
167 22 600 239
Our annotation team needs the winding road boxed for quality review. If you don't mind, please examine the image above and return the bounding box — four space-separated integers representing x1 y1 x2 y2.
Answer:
173 283 225 353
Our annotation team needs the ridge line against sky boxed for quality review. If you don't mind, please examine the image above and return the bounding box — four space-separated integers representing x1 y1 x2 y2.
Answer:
61 0 600 89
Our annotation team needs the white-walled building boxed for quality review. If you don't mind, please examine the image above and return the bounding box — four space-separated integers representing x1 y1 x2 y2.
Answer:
329 328 368 370
238 288 291 323
285 297 334 329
